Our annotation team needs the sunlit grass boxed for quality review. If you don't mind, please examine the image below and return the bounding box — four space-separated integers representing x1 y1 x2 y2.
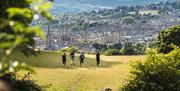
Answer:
129 10 159 15
139 10 159 15
7 52 144 91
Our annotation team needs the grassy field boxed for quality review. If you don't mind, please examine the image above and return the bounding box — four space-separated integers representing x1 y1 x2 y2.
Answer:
7 52 144 91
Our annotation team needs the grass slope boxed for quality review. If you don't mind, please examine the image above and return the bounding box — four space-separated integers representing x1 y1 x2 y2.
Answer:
7 51 144 91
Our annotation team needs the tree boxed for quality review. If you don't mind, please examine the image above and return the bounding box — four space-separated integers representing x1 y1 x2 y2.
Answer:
0 0 53 90
134 42 147 54
120 48 180 91
156 25 180 53
0 0 52 76
120 43 135 55
92 43 107 51
68 45 78 53
121 16 135 25
108 43 122 49
104 49 119 56
71 24 80 31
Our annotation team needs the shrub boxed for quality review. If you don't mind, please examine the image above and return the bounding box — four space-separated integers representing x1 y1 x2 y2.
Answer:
121 16 135 25
120 48 180 91
108 43 122 49
104 49 119 56
119 43 135 55
134 42 147 55
120 47 135 55
0 72 51 91
156 25 180 53
59 46 78 53
92 43 107 51
67 46 78 53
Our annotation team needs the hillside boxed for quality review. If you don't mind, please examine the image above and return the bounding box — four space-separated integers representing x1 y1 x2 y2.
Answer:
51 0 173 14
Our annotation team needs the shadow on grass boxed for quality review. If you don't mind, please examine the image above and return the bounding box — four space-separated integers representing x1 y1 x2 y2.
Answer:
7 51 122 69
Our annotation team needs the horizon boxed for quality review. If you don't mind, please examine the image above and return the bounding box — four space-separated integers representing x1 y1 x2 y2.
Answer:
51 0 175 14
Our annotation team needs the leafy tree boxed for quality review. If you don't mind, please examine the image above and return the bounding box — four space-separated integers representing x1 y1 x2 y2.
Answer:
120 48 180 91
0 72 51 91
156 25 180 53
121 16 135 25
134 42 147 54
92 43 107 51
0 0 53 90
104 49 119 56
71 24 80 31
68 45 78 53
108 43 122 49
0 0 52 76
120 43 135 55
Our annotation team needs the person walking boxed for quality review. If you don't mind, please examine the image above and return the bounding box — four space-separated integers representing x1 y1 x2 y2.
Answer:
70 52 75 66
62 52 67 66
79 52 85 67
96 52 101 67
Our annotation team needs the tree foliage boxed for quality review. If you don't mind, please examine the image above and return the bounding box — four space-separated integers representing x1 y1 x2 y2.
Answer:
0 0 53 90
120 43 135 55
120 48 180 91
104 49 119 56
0 0 52 76
0 71 51 91
121 16 135 25
92 43 107 51
156 25 180 53
108 43 122 49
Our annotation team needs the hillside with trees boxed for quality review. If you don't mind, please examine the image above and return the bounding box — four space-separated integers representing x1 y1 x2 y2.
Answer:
34 1 180 52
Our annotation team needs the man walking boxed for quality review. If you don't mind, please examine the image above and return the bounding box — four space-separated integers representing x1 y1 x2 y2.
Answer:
70 52 75 66
62 52 67 66
96 52 100 67
79 52 85 67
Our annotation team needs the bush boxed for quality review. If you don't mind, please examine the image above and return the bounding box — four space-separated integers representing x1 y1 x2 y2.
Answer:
120 48 180 91
120 47 135 55
68 46 78 53
119 43 135 55
134 42 147 55
104 49 119 56
108 43 122 49
156 25 180 53
59 46 78 53
92 43 107 51
0 72 51 91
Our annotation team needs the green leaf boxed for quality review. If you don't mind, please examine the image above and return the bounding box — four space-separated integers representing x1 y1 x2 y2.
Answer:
0 42 13 48
7 8 33 19
26 26 46 40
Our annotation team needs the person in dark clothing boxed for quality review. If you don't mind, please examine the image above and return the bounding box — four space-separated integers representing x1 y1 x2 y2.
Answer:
96 52 100 67
70 52 75 66
62 53 66 66
79 53 85 67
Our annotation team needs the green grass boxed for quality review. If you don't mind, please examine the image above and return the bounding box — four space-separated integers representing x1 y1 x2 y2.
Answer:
6 51 144 91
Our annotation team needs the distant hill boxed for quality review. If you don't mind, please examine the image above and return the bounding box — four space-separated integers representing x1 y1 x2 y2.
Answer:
51 0 174 14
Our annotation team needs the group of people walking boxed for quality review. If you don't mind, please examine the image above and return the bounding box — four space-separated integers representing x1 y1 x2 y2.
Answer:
61 52 101 67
